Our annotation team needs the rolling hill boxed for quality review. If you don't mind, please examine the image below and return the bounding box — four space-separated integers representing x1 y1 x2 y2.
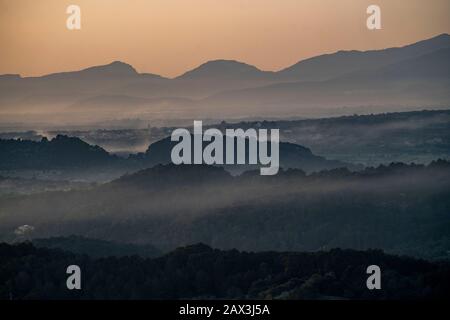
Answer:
130 134 358 174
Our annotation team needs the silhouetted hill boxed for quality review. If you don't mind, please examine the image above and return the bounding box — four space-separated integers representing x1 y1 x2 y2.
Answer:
2 34 449 119
335 47 450 84
0 135 118 169
1 242 449 299
0 131 355 173
277 33 450 81
130 134 358 173
177 59 274 80
41 61 141 80
205 45 450 111
0 132 356 173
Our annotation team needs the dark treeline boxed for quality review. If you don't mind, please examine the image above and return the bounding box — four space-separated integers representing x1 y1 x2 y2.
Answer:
1 242 449 300
0 135 119 170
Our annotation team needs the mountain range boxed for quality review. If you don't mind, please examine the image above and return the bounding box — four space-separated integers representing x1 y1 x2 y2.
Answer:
1 34 449 121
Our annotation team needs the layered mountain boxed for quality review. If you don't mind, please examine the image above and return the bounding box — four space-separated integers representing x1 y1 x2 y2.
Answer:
1 33 449 120
204 44 450 112
277 33 450 81
39 61 144 80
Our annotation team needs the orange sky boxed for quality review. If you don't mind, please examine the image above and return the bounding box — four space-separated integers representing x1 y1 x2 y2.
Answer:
0 0 449 78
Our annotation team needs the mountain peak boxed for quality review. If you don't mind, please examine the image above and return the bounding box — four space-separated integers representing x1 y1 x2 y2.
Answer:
177 59 269 80
201 59 258 68
39 61 139 80
433 33 450 39
81 60 138 76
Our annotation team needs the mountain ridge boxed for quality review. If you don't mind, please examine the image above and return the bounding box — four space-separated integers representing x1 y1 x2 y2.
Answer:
3 33 448 80
1 33 449 118
277 33 450 81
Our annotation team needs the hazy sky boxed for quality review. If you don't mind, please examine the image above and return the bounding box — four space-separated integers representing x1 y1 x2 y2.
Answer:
1 0 449 78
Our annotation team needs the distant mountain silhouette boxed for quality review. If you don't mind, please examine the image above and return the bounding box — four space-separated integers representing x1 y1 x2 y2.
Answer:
362 47 450 80
41 61 141 80
177 59 274 80
1 34 449 118
0 135 118 169
277 33 450 81
176 33 450 82
205 43 450 111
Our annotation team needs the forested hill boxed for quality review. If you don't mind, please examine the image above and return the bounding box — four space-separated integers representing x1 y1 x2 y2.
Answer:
130 134 358 173
0 135 119 169
0 133 357 173
1 242 449 300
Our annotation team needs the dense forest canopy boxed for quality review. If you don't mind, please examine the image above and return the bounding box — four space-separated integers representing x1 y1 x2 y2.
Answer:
1 242 449 300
